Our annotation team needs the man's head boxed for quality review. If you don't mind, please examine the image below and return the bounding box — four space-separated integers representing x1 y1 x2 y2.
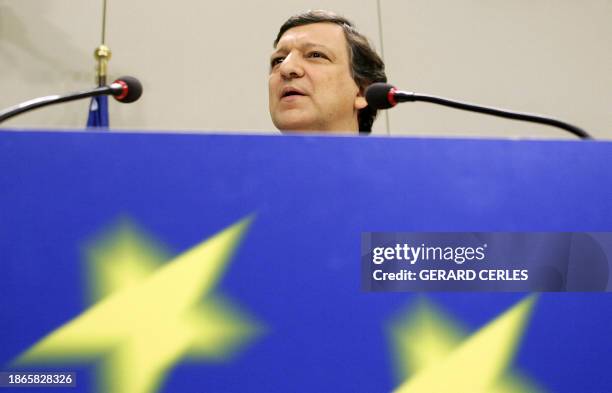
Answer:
269 10 387 134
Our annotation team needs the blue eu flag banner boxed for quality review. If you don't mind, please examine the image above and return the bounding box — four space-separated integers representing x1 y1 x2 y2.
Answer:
1 131 612 393
86 95 109 128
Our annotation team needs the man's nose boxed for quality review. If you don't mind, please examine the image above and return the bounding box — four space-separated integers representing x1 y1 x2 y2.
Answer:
279 53 304 80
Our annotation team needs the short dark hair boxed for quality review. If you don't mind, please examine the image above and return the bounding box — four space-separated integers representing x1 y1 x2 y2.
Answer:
274 10 387 133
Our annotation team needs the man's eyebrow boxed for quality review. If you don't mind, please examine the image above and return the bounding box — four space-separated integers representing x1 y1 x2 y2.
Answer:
300 42 333 51
271 42 336 59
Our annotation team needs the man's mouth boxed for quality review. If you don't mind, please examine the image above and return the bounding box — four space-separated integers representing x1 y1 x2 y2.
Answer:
281 88 306 99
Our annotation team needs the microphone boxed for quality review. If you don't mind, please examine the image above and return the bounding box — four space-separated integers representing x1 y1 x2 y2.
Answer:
365 83 592 140
0 76 143 124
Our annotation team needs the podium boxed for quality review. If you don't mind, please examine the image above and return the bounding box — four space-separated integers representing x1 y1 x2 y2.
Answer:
1 130 611 393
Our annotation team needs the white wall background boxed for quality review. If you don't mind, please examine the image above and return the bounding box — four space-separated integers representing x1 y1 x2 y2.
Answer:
1 0 611 139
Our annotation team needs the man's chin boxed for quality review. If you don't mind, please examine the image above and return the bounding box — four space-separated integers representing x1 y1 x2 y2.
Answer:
273 117 322 133
279 128 323 134
271 114 358 134
277 126 357 134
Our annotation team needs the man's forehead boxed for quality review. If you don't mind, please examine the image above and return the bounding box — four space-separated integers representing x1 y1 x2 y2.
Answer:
275 22 348 52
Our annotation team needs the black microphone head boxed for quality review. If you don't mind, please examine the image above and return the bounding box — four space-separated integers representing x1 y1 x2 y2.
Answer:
365 82 397 110
112 76 143 103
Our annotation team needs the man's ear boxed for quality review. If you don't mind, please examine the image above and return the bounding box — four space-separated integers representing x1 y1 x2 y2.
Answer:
354 93 368 110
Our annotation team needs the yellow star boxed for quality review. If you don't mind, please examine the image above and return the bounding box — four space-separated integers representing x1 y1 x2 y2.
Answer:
84 218 173 303
13 216 262 393
389 296 543 393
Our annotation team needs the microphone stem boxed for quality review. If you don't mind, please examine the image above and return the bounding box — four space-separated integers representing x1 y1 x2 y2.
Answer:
0 86 113 124
398 91 592 140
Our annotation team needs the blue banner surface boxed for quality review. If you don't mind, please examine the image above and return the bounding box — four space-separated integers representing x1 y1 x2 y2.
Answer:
1 131 612 393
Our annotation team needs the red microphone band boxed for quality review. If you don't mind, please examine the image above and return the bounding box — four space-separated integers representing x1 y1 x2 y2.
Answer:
115 80 129 101
388 87 398 107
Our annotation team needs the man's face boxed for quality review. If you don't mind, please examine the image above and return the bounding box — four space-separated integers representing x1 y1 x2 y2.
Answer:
268 22 367 133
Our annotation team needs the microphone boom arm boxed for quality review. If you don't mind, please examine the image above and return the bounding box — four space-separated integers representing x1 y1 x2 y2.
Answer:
394 90 592 140
0 76 143 124
0 85 119 124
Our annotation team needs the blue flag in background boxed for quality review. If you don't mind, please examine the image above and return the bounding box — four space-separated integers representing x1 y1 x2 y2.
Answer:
86 95 109 128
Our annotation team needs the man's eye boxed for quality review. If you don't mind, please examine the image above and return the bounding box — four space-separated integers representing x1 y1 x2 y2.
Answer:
308 51 326 59
271 57 284 67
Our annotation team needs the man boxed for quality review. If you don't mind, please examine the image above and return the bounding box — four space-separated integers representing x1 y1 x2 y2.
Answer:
269 10 387 134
